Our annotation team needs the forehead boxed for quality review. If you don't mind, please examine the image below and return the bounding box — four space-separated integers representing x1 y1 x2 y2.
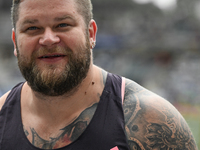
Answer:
17 0 80 23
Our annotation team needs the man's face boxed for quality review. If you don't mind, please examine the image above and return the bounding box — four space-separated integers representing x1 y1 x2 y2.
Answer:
12 0 96 96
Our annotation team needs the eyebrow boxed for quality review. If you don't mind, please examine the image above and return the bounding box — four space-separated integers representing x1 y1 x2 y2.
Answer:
22 15 75 25
54 15 75 22
21 15 75 26
22 19 39 25
54 15 75 21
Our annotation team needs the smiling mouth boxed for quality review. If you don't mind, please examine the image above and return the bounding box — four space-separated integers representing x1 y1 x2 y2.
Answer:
39 54 66 59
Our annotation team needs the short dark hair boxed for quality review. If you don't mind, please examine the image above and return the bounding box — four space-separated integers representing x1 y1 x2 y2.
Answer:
11 0 93 29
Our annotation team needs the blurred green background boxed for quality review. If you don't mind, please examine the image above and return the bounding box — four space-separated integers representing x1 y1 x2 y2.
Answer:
0 0 199 148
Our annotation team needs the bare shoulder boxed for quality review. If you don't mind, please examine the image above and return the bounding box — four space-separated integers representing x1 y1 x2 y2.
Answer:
123 78 198 150
0 91 10 111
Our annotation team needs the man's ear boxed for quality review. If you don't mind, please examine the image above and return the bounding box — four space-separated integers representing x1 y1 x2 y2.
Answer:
88 19 97 49
12 28 17 57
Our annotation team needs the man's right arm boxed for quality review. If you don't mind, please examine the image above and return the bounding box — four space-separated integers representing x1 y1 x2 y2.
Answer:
0 91 10 111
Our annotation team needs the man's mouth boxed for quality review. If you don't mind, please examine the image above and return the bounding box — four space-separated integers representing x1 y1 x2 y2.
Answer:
39 54 66 59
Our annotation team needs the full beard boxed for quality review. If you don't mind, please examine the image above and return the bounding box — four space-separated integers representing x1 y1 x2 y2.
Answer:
17 41 91 97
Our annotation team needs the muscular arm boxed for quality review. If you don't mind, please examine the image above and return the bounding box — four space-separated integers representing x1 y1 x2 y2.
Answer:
123 78 198 150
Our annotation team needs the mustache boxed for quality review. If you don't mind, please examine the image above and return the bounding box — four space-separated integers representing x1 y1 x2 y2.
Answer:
33 46 73 58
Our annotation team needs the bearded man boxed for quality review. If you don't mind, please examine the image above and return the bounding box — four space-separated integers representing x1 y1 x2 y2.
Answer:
0 0 198 149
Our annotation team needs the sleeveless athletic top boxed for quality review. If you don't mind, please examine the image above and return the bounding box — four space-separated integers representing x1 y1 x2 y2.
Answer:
0 73 129 150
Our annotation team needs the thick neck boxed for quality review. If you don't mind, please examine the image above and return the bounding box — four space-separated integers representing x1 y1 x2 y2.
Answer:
21 65 104 125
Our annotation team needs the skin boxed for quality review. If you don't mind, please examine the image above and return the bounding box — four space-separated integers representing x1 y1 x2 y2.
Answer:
123 79 198 150
18 70 198 150
0 0 198 149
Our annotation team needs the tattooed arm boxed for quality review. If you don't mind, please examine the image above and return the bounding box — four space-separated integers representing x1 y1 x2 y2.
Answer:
123 78 198 150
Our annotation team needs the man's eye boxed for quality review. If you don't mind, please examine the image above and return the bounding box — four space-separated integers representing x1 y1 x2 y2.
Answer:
27 26 38 31
58 23 68 28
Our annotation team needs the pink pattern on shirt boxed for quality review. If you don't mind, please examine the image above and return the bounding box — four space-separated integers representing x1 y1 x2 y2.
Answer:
110 146 119 150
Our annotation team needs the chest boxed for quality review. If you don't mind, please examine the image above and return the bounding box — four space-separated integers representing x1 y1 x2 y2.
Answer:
0 76 130 150
22 103 98 149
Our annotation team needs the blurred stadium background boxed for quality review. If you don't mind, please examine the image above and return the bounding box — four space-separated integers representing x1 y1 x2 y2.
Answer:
0 0 199 147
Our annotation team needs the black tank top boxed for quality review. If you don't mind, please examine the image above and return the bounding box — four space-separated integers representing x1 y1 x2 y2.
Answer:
0 73 129 150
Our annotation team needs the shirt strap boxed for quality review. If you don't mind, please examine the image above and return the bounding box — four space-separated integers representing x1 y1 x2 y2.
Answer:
121 77 126 104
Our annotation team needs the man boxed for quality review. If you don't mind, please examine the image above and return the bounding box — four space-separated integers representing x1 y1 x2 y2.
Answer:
0 0 198 149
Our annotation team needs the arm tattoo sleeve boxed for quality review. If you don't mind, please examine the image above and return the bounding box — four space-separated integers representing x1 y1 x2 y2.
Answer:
123 79 198 150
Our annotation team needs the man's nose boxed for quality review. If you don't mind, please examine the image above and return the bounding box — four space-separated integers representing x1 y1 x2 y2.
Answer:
39 28 60 47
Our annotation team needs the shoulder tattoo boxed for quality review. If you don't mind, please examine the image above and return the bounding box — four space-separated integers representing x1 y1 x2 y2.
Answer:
123 79 198 150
